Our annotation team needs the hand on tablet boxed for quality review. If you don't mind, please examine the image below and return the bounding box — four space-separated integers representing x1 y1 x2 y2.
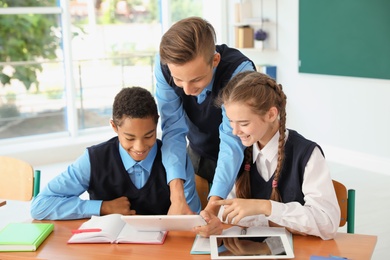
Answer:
167 179 194 215
167 200 194 215
213 198 271 225
192 209 224 237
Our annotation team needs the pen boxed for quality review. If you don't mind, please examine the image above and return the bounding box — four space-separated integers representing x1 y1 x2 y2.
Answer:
71 228 102 234
329 255 349 259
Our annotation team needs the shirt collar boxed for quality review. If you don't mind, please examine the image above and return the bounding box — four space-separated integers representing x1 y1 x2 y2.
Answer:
252 130 289 164
119 142 157 173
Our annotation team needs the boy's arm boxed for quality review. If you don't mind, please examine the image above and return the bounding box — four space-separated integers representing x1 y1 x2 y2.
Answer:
168 179 193 214
181 154 202 214
30 151 101 220
208 106 245 203
154 55 191 214
205 61 255 215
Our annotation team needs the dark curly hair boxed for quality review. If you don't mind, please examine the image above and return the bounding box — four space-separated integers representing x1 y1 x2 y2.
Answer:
112 87 158 127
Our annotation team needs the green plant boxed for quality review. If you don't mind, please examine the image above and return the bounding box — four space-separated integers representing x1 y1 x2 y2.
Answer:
0 0 60 91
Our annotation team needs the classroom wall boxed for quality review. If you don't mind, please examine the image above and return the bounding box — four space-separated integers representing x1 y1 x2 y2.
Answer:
226 0 390 175
3 0 389 176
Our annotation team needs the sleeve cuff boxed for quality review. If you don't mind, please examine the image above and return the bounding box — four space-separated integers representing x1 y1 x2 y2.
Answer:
209 182 230 199
85 200 103 216
267 201 284 223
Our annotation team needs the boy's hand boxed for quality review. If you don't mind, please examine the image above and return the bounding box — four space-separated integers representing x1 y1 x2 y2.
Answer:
192 209 223 237
100 196 136 216
168 200 193 215
168 178 194 215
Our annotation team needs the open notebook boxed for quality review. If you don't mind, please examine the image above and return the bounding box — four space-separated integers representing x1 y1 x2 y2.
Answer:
68 214 167 244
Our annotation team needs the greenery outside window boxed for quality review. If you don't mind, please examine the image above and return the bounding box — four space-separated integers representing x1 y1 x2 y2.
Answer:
0 0 203 142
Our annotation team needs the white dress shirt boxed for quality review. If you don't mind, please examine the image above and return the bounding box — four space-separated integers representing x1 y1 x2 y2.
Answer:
221 129 340 240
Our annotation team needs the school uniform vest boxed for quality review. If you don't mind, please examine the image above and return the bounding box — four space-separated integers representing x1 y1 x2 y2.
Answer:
87 137 171 215
249 130 324 204
161 44 256 161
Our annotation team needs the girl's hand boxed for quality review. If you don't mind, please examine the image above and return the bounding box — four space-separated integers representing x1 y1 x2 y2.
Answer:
213 198 271 224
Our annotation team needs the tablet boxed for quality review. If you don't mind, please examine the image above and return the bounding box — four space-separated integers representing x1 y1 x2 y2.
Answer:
209 227 294 259
121 215 207 231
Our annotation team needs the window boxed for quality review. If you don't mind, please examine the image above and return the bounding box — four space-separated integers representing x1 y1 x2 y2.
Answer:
0 0 203 144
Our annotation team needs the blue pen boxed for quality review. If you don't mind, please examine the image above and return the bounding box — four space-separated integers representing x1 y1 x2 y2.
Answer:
329 255 349 259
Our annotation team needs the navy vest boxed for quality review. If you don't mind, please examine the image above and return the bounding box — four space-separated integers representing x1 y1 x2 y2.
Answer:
87 137 171 215
161 44 256 161
248 130 324 204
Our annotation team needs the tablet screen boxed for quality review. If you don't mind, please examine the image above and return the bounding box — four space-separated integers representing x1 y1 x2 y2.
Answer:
218 236 286 256
210 234 294 259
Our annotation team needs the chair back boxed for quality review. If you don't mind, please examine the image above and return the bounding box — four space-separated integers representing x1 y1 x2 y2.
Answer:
332 179 355 233
0 156 34 201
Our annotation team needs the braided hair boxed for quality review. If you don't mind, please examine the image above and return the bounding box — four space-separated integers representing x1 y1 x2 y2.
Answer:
217 71 287 202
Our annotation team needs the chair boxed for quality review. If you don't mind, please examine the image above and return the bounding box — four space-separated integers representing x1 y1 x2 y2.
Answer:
0 156 40 207
332 179 355 233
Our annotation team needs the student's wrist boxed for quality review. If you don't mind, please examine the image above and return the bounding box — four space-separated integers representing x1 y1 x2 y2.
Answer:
169 179 186 202
261 199 272 216
204 196 222 216
100 201 109 215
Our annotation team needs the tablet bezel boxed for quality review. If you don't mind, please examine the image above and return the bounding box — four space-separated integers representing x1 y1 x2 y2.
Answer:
121 215 207 231
209 233 294 259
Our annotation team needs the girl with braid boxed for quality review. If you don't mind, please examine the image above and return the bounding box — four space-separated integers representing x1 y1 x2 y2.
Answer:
195 71 340 240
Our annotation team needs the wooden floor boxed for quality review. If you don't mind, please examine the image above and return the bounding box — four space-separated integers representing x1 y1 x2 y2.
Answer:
1 161 389 259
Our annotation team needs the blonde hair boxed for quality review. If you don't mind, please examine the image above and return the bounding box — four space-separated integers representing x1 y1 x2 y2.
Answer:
218 71 287 202
159 16 216 66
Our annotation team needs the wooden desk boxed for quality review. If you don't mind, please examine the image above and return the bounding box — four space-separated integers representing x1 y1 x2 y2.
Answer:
0 220 377 260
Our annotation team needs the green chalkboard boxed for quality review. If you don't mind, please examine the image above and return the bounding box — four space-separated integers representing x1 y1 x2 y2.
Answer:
299 0 390 80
